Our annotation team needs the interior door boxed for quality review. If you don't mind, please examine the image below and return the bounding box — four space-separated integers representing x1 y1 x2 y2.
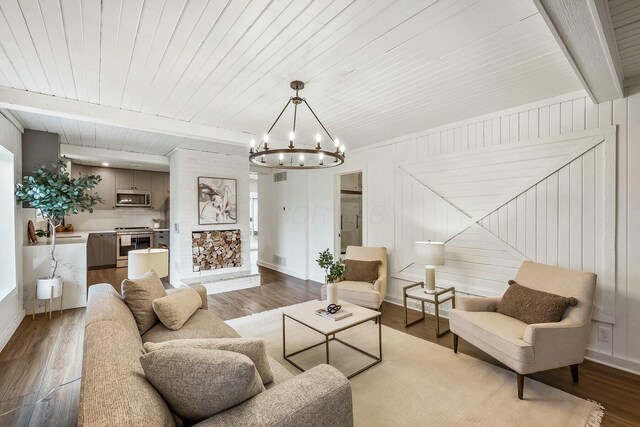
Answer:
340 193 362 253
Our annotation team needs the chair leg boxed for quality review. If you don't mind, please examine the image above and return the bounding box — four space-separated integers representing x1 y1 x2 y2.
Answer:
517 374 524 400
453 334 458 353
570 364 579 383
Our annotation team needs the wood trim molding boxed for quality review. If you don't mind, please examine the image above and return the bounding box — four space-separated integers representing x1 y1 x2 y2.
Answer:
0 108 24 133
0 87 253 146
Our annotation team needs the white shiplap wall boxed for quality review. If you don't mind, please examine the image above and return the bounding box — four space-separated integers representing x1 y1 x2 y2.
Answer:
302 90 640 371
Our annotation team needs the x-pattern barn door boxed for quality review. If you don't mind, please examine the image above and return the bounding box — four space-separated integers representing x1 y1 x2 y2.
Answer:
394 127 616 324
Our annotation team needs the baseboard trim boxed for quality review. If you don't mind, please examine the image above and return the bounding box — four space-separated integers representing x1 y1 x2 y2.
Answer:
585 350 640 376
0 309 25 353
257 260 308 281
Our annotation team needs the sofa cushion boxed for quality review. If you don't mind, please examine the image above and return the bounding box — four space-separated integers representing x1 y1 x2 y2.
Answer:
321 281 381 309
142 309 240 343
449 310 534 364
343 259 381 284
140 348 264 422
498 281 577 324
145 338 274 384
121 270 167 334
79 320 176 427
152 286 202 330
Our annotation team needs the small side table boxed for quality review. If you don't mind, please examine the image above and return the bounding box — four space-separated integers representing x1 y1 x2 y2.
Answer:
403 282 455 337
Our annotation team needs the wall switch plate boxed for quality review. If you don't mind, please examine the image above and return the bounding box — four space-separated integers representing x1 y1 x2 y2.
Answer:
598 325 611 343
174 222 179 232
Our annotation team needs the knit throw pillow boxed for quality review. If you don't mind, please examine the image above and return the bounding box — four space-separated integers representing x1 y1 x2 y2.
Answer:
152 286 202 331
140 348 263 422
144 338 274 384
343 259 381 283
497 280 578 324
121 269 167 335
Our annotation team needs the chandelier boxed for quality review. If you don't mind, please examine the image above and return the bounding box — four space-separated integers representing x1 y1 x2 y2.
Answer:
249 80 345 169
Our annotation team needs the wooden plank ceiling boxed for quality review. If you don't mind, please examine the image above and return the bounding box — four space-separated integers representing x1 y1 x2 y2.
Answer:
609 0 640 79
0 0 582 155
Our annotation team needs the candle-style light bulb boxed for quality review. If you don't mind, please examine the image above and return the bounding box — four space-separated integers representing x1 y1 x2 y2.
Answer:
299 153 304 166
279 153 284 165
315 133 322 149
249 139 255 154
340 144 346 154
263 134 269 143
334 137 340 148
288 131 295 149
319 152 324 165
261 154 266 163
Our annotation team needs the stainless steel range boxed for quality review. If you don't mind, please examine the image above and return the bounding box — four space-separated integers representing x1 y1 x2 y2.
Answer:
115 227 154 268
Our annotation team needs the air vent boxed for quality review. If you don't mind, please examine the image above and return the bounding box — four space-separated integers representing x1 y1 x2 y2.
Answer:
273 171 287 183
273 255 287 266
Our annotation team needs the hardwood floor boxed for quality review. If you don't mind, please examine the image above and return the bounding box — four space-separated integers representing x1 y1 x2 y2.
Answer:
1 267 638 426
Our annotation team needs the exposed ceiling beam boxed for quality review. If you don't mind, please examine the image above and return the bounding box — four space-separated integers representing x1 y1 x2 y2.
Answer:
0 87 253 146
534 0 624 103
61 144 169 171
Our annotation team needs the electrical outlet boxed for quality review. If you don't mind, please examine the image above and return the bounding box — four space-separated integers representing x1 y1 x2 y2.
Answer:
598 325 611 343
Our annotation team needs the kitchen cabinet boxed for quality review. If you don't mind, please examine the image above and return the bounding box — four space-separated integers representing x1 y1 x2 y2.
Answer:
90 167 116 209
115 169 151 191
134 171 151 191
115 169 134 190
151 172 166 210
154 230 169 249
87 233 116 268
71 164 92 180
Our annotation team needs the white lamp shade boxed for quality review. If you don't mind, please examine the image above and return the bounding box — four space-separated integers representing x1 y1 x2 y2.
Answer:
414 241 445 267
128 248 169 279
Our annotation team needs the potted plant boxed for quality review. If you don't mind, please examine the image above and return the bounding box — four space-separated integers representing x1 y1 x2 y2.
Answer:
15 157 102 308
316 249 345 305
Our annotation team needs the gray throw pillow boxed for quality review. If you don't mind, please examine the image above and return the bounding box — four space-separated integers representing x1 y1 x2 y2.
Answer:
152 286 202 330
140 348 263 422
497 280 578 324
343 259 381 283
121 269 167 334
144 338 274 384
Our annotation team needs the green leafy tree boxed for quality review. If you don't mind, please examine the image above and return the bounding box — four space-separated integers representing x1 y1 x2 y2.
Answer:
15 157 102 279
316 249 345 283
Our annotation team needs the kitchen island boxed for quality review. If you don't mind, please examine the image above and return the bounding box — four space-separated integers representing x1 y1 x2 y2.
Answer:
23 232 90 316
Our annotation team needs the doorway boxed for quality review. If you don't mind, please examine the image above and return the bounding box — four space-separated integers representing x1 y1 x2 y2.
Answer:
249 172 259 273
339 172 363 255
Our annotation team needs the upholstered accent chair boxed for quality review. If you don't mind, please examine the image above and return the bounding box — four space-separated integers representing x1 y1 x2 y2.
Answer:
449 261 596 400
321 246 388 310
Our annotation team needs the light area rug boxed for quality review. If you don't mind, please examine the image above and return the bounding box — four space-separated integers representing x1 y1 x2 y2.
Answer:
227 303 603 427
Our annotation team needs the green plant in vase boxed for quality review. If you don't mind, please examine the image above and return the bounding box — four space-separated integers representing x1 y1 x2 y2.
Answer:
16 157 102 311
316 249 345 305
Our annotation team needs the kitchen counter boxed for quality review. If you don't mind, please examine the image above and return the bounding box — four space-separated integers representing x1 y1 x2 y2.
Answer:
26 231 92 246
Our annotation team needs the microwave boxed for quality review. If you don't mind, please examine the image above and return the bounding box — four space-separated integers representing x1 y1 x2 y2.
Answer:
115 189 151 208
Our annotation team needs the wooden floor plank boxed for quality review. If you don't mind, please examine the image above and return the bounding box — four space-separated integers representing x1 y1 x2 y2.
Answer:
0 266 637 426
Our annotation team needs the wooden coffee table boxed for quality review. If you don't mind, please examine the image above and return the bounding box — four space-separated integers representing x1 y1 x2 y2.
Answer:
282 299 382 379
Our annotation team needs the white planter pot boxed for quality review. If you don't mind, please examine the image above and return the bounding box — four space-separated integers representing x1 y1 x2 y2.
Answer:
36 276 64 299
326 281 338 305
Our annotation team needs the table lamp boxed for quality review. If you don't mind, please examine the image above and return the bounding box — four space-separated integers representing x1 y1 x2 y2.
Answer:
128 248 169 280
414 241 445 293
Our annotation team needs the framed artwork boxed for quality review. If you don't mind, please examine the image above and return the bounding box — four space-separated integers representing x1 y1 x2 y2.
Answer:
198 177 237 224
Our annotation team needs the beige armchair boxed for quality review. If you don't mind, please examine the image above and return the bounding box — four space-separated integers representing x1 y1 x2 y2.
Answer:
449 261 596 399
321 246 388 310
